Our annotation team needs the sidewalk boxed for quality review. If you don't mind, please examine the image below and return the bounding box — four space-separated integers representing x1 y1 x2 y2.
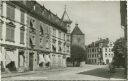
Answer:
110 68 126 80
1 67 69 78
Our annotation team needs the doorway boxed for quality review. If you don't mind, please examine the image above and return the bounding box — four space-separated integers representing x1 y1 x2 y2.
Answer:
106 59 109 64
29 52 34 71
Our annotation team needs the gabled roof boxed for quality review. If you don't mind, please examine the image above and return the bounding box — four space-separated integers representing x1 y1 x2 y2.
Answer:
71 24 84 35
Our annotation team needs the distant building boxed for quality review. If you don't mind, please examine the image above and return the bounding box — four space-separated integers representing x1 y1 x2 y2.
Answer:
70 24 85 66
86 38 114 65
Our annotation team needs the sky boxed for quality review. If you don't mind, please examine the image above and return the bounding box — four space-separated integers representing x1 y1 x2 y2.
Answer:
37 1 124 45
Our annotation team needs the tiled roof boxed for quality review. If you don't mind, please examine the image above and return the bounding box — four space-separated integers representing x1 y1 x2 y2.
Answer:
11 1 68 32
71 24 84 35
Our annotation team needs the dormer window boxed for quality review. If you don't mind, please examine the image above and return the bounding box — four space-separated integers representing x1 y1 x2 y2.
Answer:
30 19 35 28
30 20 33 28
40 26 44 35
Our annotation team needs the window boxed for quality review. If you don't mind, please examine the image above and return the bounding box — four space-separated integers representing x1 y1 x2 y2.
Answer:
109 48 111 52
53 28 56 36
30 19 34 28
52 45 56 52
6 22 15 42
58 46 62 52
21 10 25 24
105 48 107 52
64 33 65 40
29 36 35 47
58 31 61 38
67 46 70 53
67 35 70 41
20 26 25 44
7 4 15 20
105 53 107 57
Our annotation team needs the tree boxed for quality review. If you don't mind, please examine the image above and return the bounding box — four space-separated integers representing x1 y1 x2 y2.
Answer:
112 37 126 67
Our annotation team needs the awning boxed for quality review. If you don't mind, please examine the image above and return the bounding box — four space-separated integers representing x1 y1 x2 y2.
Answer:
5 51 15 65
0 52 6 61
39 54 45 63
44 55 51 63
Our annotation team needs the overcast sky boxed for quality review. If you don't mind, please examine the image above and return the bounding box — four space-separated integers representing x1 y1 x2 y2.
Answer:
37 1 124 45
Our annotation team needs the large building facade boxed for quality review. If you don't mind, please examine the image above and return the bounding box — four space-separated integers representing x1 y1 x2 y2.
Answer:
86 38 114 65
0 1 72 72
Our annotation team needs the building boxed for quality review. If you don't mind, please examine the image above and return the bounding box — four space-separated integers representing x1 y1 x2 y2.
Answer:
0 1 28 72
70 24 85 66
0 1 72 72
86 38 114 65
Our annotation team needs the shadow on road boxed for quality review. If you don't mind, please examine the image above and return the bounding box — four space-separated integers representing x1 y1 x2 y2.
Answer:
77 68 110 79
78 67 125 79
110 68 125 79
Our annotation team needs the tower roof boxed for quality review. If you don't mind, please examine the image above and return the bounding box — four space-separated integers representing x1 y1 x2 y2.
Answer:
71 24 84 35
61 5 72 23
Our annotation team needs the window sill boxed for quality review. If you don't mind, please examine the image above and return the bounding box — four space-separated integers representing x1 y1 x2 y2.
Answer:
6 39 15 43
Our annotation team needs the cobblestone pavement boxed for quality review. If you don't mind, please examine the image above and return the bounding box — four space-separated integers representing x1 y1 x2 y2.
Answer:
1 64 126 80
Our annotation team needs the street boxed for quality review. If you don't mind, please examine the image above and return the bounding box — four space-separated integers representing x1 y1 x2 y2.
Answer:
1 65 125 80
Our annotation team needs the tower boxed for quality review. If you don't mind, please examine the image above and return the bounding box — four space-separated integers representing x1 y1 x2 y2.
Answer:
71 23 85 66
61 5 72 33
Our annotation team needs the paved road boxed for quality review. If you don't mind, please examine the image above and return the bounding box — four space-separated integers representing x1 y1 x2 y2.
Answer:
1 65 125 80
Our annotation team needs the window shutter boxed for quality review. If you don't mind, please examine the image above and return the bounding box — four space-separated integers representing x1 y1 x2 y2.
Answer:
0 22 2 39
11 6 15 20
6 25 10 41
11 27 14 42
20 30 24 44
6 5 10 19
20 30 22 43
21 11 24 24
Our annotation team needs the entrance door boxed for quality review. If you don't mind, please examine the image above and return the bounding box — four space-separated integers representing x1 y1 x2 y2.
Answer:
29 53 34 71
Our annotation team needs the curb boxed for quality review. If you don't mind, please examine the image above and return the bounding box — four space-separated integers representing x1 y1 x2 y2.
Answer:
1 71 35 78
1 67 69 78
